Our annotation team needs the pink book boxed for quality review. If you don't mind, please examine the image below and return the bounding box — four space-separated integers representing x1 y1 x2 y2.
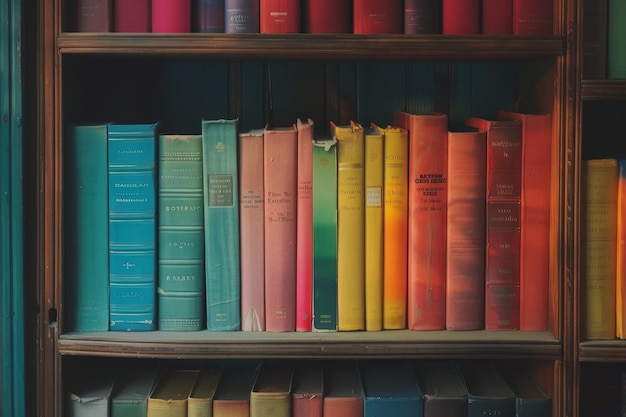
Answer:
296 119 314 332
152 0 191 33
115 0 151 32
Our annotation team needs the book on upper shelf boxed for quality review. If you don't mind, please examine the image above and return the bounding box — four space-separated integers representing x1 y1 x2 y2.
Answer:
239 129 265 331
188 367 223 417
445 126 487 331
323 362 364 417
582 158 618 340
512 0 553 35
582 0 607 79
107 122 158 332
497 364 552 417
608 0 626 78
152 0 191 32
312 137 338 332
202 118 241 331
111 367 160 417
225 0 260 33
498 111 552 332
353 0 403 34
66 364 116 417
291 362 323 417
482 0 513 34
194 0 225 33
250 361 294 417
64 124 110 332
395 111 448 330
413 360 468 417
158 134 205 331
213 365 260 417
147 369 199 417
455 361 516 417
360 360 423 417
442 0 479 34
618 160 626 339
333 121 365 331
114 0 150 32
304 0 351 33
263 124 298 332
404 0 440 34
260 0 300 33
296 119 314 332
466 116 522 331
74 0 113 32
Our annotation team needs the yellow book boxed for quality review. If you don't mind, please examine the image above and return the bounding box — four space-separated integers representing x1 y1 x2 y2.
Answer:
187 368 223 417
617 161 626 338
582 158 618 340
250 362 294 417
332 121 365 331
147 369 199 417
364 128 384 331
377 124 409 330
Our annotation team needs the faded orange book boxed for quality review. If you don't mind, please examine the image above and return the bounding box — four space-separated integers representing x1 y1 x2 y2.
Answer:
213 366 259 417
323 361 364 417
395 111 448 330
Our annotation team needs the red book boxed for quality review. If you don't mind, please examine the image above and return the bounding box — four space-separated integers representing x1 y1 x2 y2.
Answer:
499 111 553 332
482 0 513 34
395 111 448 330
292 363 323 417
296 119 314 332
323 362 364 417
442 0 479 34
353 0 403 34
466 116 523 330
404 0 441 34
114 0 151 32
263 125 298 332
75 0 112 32
513 0 553 34
446 127 487 330
152 0 191 33
260 0 300 33
304 0 351 34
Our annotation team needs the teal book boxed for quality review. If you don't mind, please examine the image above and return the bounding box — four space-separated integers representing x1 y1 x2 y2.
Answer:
158 134 205 331
413 360 468 417
361 360 423 417
64 124 110 332
312 137 338 332
456 360 516 417
111 367 160 417
108 122 159 331
608 0 626 78
498 364 552 417
202 118 241 331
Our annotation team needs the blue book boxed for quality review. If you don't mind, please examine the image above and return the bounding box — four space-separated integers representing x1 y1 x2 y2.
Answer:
361 360 424 417
107 123 158 331
202 118 241 330
64 124 110 332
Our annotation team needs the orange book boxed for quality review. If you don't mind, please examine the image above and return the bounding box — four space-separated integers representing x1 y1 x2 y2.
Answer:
323 362 364 417
395 112 448 330
498 111 553 332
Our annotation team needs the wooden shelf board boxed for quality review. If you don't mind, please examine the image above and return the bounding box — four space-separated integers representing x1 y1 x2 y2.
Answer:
581 80 626 100
579 340 626 362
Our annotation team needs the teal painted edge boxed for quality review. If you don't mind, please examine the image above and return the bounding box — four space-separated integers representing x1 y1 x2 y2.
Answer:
1 0 25 416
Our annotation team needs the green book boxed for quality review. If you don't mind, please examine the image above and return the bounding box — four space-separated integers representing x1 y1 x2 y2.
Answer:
64 124 110 332
608 0 626 78
158 134 205 331
202 119 241 331
111 367 159 417
312 137 338 332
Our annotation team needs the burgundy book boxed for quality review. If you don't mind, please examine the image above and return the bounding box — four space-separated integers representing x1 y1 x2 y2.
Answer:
114 0 151 32
152 0 191 32
304 0 351 34
260 0 300 33
225 0 260 33
75 0 112 32
194 0 225 32
442 0 479 34
482 0 513 34
404 0 440 34
353 0 403 34
513 0 553 34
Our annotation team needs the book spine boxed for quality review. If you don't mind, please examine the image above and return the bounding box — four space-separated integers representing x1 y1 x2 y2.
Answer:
403 0 441 34
75 0 113 32
296 120 314 332
334 122 365 331
582 0 607 79
152 0 191 32
202 119 241 331
619 160 626 339
608 0 626 78
157 134 205 331
225 0 260 33
445 130 487 331
264 126 298 332
512 0 553 34
481 0 513 34
260 0 300 33
312 139 338 332
114 0 151 32
107 123 158 331
442 0 479 34
304 0 351 33
64 125 110 332
353 0 403 34
239 130 266 331
194 0 226 32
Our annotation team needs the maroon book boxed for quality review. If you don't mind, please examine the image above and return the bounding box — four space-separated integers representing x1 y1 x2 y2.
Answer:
260 0 300 33
75 0 112 32
305 0 351 34
114 0 151 32
442 0 479 34
353 0 403 34
194 0 225 32
404 0 440 34
225 0 260 33
513 0 553 34
152 0 191 32
482 0 513 34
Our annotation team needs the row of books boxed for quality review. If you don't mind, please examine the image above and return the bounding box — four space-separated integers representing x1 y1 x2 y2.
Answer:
65 109 552 334
65 359 552 417
74 0 553 35
582 0 626 79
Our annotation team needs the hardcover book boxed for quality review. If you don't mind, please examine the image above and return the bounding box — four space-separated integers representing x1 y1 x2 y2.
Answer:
239 129 266 331
111 367 160 417
263 125 298 332
456 361 516 417
323 362 364 417
513 0 553 34
291 363 324 417
260 0 300 33
361 360 423 417
202 118 241 331
333 121 365 331
304 0 351 33
498 364 552 417
194 0 225 32
225 0 260 33
442 0 479 34
250 361 294 417
608 0 626 78
114 0 151 32
482 0 513 34
188 367 224 417
75 0 112 32
582 0 607 79
353 0 403 34
64 124 110 332
107 123 158 331
213 365 259 417
413 360 468 417
66 365 116 417
158 134 205 331
404 0 441 34
152 0 191 32
395 111 448 330
619 160 626 339
147 369 199 417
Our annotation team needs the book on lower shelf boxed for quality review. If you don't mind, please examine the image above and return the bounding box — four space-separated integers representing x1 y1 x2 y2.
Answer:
66 364 116 417
360 360 423 417
323 361 364 417
213 364 260 417
456 360 516 417
188 367 224 417
147 369 199 417
413 360 468 417
497 364 552 417
111 367 160 417
291 362 324 417
250 361 294 417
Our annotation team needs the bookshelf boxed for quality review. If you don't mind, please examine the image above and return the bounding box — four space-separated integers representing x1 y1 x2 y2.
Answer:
31 0 575 416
